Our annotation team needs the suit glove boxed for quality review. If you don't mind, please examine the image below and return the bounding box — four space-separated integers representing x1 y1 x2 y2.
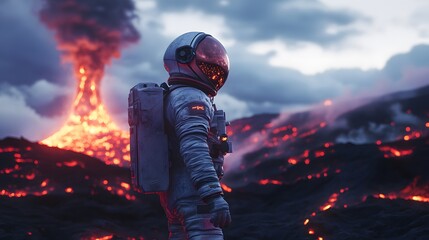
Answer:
206 194 231 228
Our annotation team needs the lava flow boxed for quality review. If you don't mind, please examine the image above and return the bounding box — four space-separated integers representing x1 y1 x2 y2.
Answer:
42 66 130 166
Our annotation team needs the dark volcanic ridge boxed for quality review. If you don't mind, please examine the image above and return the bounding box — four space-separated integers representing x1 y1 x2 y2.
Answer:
0 137 164 240
1 84 429 240
225 84 429 182
1 136 428 240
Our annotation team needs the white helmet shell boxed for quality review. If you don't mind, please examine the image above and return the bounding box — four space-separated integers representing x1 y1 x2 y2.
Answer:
163 32 229 96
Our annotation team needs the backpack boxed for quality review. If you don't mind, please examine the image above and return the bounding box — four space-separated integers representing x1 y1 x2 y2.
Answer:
128 82 170 194
128 82 233 193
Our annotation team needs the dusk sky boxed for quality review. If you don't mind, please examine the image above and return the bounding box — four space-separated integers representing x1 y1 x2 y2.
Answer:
1 0 429 141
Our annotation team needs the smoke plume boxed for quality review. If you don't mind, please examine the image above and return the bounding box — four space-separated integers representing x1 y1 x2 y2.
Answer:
39 0 139 71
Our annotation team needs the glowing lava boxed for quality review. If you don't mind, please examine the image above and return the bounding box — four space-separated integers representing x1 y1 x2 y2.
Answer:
41 66 130 166
379 146 413 158
374 177 429 203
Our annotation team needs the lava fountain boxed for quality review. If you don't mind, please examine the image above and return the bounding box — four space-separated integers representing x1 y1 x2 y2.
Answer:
42 65 130 166
38 0 139 166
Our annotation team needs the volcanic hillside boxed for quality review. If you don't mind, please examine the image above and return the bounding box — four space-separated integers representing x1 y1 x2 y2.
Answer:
1 85 429 240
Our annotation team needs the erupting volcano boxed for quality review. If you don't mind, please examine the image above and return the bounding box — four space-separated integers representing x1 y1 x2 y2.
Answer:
41 65 130 166
39 0 139 166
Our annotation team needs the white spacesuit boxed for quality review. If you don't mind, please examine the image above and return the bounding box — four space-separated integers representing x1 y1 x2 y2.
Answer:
160 32 231 239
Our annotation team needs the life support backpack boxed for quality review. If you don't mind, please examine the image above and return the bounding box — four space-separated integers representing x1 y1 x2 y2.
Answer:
128 82 170 194
128 82 233 194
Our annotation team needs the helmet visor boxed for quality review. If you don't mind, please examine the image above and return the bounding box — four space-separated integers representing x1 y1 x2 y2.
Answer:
195 36 230 91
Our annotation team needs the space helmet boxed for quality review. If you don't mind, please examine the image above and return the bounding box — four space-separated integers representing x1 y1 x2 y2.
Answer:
163 32 230 96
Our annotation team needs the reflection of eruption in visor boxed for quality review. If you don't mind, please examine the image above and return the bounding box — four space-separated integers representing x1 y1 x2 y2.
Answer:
195 36 229 91
197 61 227 90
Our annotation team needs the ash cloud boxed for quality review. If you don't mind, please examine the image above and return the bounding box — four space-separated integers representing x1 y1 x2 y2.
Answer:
39 0 140 70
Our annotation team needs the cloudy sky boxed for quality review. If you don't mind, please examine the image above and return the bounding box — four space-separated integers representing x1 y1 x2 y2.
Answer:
1 0 429 141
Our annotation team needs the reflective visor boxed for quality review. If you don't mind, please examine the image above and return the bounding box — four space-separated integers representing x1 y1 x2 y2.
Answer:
195 36 230 91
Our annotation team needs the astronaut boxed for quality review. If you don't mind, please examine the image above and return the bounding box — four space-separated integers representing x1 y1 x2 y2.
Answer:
160 32 231 239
